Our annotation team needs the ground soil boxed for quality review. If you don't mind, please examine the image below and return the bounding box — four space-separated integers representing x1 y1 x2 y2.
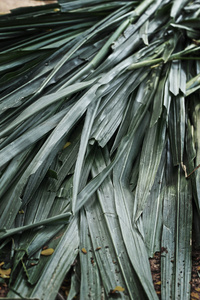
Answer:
149 252 161 299
0 0 57 14
189 243 200 300
150 244 200 300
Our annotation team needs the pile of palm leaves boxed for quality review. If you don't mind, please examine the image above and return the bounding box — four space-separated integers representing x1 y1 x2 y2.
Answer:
0 0 200 299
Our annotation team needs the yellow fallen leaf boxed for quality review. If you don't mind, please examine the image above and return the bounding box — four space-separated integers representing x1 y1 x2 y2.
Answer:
95 247 101 251
191 292 200 300
156 291 161 295
54 8 60 12
197 266 200 271
0 262 4 267
18 210 24 214
63 142 71 149
65 290 69 297
155 281 161 285
113 286 125 292
195 287 200 292
81 248 87 254
0 267 11 278
41 248 54 256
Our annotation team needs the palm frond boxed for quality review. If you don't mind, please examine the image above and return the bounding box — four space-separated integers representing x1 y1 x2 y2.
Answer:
0 1 200 299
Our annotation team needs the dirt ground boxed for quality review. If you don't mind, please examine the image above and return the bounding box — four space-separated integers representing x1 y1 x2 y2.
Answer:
150 245 200 300
190 243 200 300
0 0 57 14
149 252 161 299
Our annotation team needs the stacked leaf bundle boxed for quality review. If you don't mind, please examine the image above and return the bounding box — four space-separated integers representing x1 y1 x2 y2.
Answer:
0 0 200 299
